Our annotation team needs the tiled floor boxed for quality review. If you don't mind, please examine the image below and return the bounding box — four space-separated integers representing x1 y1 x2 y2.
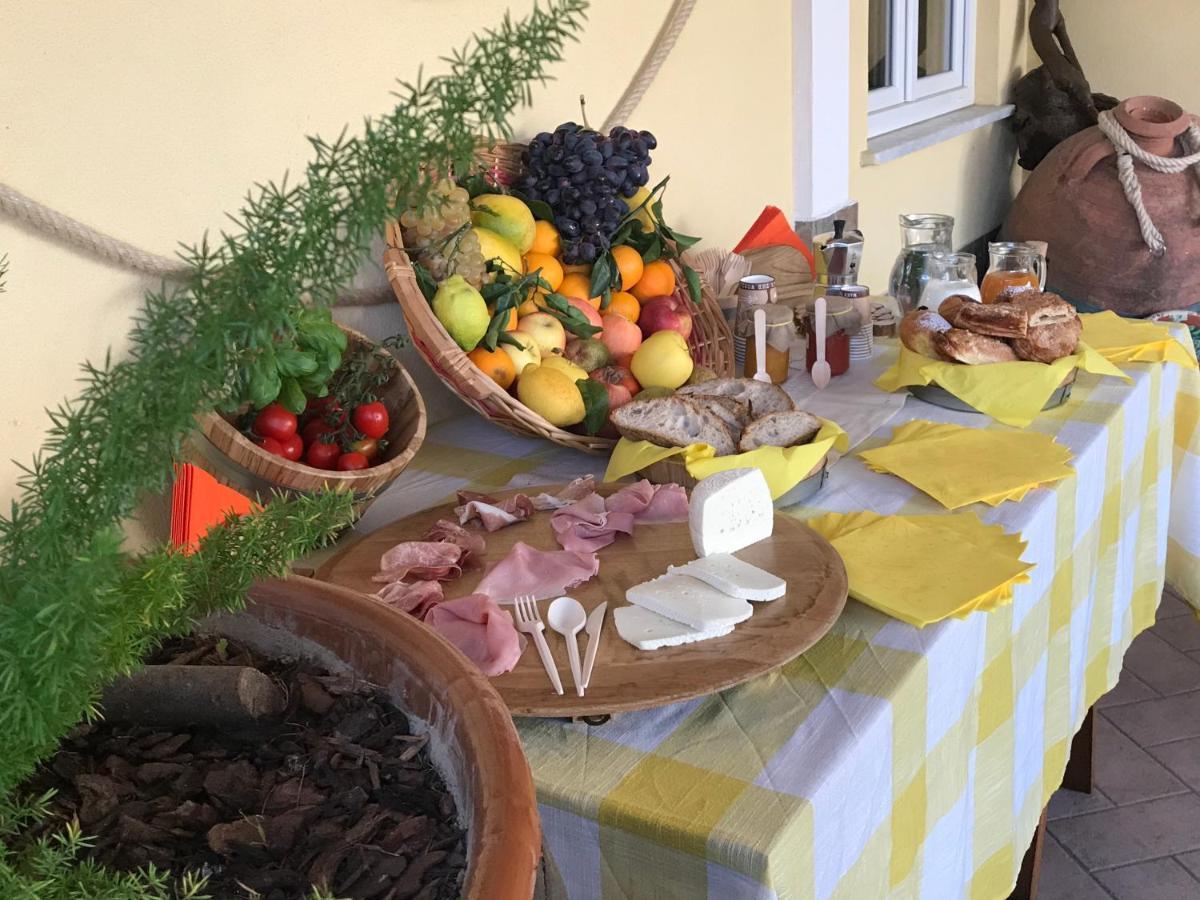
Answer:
1040 590 1200 898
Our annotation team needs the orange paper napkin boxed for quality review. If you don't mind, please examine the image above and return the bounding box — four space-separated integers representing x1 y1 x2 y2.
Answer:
733 205 815 274
170 464 257 553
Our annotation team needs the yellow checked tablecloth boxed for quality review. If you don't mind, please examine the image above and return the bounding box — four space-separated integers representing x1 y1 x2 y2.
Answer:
351 338 1200 900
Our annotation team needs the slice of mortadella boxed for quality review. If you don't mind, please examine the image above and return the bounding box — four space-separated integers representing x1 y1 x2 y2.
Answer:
424 593 522 676
474 541 600 604
372 541 464 584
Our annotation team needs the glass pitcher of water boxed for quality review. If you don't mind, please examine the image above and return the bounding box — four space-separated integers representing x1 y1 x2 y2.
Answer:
888 213 955 313
919 252 981 311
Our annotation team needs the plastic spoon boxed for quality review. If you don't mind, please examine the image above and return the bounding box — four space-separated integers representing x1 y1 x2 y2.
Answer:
752 307 771 383
812 296 831 389
548 596 587 697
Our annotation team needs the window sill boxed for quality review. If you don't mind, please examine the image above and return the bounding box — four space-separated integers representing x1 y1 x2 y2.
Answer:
861 104 1015 166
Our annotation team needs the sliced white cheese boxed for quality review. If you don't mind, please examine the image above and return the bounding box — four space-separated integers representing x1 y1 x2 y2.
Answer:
689 468 773 557
626 573 753 631
668 553 786 602
614 604 734 650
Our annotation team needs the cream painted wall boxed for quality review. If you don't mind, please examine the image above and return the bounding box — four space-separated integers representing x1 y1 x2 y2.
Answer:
0 0 792 509
1059 0 1200 114
849 0 1031 289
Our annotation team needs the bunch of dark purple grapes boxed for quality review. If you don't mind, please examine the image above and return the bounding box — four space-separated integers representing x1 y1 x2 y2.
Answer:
520 123 656 265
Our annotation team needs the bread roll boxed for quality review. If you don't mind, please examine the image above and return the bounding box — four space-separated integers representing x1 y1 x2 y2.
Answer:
934 328 1018 365
1009 291 1076 326
947 301 1029 338
936 295 971 322
899 310 952 359
1011 317 1082 363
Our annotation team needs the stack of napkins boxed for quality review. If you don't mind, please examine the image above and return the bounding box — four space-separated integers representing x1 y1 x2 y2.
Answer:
857 420 1074 509
1080 311 1198 368
170 464 257 553
806 510 1033 627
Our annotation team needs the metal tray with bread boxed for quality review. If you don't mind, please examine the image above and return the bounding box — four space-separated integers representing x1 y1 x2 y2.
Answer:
899 291 1084 413
317 477 848 720
611 376 832 504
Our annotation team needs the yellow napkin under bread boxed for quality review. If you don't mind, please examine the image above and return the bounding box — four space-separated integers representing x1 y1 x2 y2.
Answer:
1080 311 1198 368
605 418 849 500
806 510 1033 626
857 420 1074 509
875 343 1128 428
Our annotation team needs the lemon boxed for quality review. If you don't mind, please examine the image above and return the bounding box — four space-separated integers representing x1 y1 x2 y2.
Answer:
431 274 490 351
628 185 659 232
471 194 536 254
473 227 524 280
516 364 586 426
539 355 588 383
630 330 693 390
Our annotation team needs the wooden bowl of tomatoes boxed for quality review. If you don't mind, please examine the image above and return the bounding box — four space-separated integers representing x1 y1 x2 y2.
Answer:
194 326 426 506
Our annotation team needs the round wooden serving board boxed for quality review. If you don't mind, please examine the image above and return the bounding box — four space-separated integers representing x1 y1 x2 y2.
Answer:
316 485 848 718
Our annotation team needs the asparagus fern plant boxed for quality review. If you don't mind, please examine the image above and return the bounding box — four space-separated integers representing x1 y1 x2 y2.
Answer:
0 1 589 893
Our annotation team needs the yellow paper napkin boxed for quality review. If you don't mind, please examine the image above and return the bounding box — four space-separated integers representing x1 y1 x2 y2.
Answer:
806 510 1033 626
1080 311 1198 369
857 419 1074 509
604 418 849 500
875 343 1129 428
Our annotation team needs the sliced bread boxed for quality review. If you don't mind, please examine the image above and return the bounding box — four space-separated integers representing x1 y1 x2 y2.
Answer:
696 396 750 443
678 377 795 416
737 410 823 452
610 396 737 456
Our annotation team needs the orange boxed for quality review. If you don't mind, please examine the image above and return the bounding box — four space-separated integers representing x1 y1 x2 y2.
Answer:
558 273 602 310
605 290 641 323
467 345 516 389
523 252 564 292
631 259 676 301
517 293 547 317
529 220 561 257
611 245 645 291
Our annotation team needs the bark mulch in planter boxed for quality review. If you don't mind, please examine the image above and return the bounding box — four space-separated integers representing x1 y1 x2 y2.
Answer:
24 635 467 900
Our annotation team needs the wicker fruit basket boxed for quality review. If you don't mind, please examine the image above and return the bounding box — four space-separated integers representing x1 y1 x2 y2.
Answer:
193 325 426 509
383 141 735 455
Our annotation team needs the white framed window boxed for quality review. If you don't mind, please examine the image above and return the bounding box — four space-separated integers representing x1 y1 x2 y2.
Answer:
868 0 976 138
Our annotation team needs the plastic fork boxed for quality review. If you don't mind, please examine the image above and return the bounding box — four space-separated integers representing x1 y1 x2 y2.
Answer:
513 595 563 695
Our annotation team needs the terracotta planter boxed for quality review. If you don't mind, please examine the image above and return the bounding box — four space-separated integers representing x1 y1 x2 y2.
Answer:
1003 96 1200 316
209 578 539 900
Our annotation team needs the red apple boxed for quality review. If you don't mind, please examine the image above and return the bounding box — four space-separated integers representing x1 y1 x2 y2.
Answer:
638 294 693 340
596 381 634 438
589 365 641 397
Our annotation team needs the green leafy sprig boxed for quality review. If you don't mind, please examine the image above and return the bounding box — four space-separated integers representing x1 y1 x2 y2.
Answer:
0 0 589 837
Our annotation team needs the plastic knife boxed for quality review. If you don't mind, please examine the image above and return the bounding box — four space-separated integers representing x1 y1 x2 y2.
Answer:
581 601 607 690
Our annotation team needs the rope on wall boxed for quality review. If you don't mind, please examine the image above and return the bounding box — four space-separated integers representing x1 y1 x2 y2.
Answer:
0 2 696 306
1097 109 1200 257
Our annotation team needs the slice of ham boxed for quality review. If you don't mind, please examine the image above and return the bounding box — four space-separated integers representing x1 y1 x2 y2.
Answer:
474 541 600 604
605 480 690 523
424 594 522 676
530 475 598 510
374 580 444 618
372 541 463 584
423 518 486 567
455 490 536 532
550 492 636 553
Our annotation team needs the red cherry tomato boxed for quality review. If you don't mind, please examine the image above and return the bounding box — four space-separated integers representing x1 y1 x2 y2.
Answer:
304 395 345 426
253 403 298 442
352 401 389 439
304 440 341 470
255 435 285 457
336 451 370 471
279 433 304 462
349 437 380 461
302 419 335 445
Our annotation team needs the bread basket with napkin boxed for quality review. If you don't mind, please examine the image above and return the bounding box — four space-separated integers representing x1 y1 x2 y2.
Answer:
603 377 848 506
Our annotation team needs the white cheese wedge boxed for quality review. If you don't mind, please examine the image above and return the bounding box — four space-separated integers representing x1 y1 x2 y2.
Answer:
688 468 773 557
626 573 753 631
614 604 734 650
668 553 786 602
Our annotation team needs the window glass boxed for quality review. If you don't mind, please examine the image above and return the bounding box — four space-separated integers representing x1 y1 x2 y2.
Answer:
868 0 892 90
917 0 954 78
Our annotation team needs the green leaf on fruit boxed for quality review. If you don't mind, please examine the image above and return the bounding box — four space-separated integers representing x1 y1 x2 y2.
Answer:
413 261 438 301
481 306 511 352
511 189 555 222
576 378 609 436
683 264 703 305
542 292 601 338
589 252 618 299
457 172 492 199
642 234 664 263
669 229 701 251
497 331 524 349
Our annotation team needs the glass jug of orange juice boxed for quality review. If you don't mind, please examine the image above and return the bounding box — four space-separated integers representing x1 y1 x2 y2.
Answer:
981 242 1045 303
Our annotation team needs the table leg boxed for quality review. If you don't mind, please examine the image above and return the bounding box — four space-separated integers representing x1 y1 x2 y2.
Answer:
1062 706 1096 794
1009 808 1048 900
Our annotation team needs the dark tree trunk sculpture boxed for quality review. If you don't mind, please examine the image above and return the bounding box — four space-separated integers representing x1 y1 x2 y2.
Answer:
1012 0 1118 170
